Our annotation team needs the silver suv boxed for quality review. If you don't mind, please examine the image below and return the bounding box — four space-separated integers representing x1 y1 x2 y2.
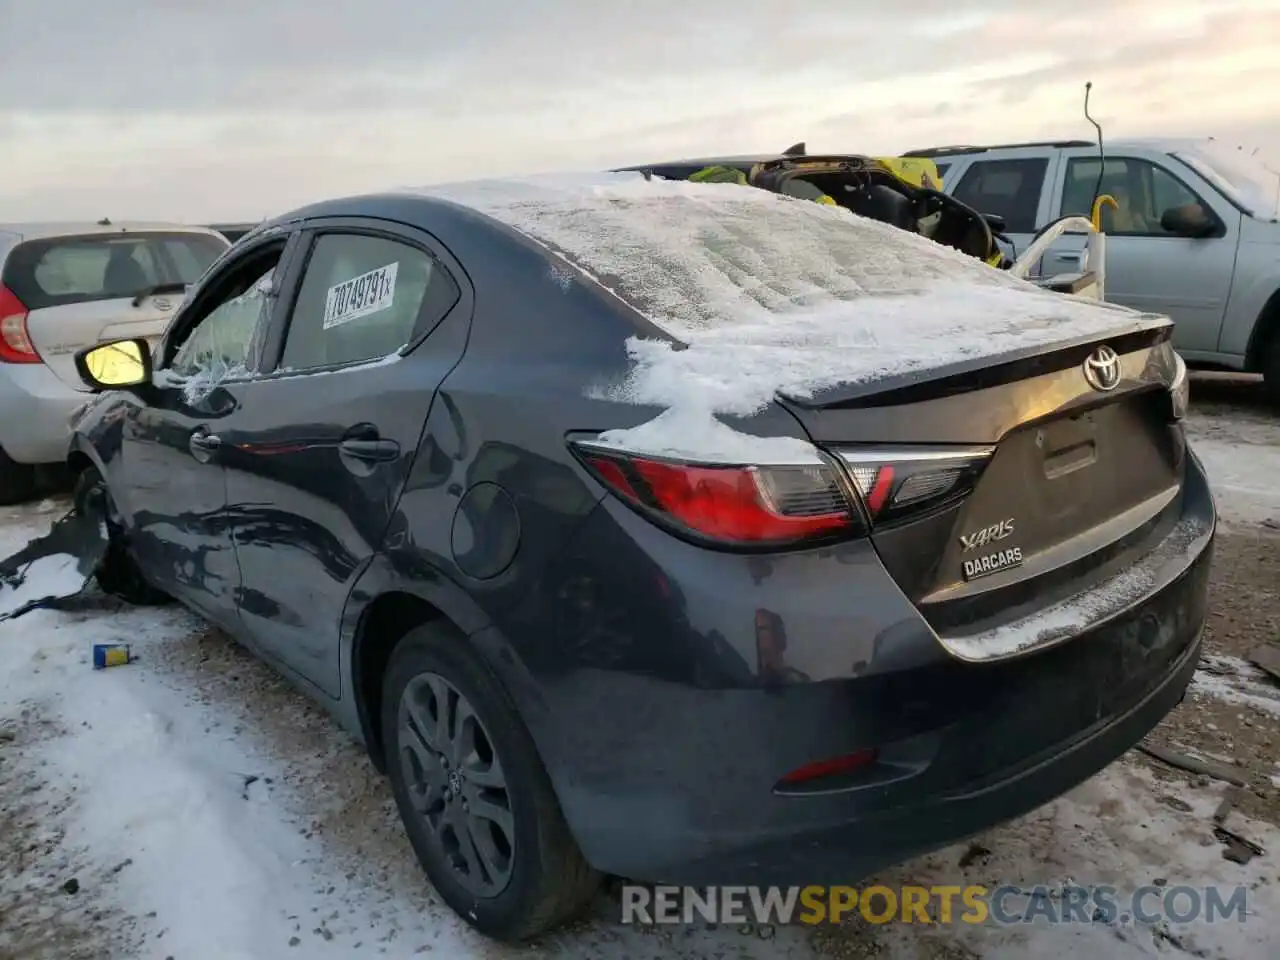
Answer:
0 222 230 502
911 138 1280 400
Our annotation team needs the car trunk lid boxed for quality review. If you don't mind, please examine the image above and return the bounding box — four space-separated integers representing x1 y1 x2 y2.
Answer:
26 293 180 391
774 324 1185 638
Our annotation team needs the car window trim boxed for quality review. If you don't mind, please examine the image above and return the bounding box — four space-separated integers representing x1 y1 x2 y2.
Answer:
1057 153 1228 240
156 229 301 377
255 217 466 381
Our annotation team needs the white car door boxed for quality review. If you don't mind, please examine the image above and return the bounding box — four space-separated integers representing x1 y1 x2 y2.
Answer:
1038 148 1241 355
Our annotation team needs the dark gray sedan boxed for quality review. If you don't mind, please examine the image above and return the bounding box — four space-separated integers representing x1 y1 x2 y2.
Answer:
63 173 1211 941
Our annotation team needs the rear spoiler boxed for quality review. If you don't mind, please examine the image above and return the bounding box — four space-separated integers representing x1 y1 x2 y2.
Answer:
778 320 1173 410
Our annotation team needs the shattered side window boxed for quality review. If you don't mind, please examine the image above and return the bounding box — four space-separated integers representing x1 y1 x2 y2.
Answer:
169 266 274 382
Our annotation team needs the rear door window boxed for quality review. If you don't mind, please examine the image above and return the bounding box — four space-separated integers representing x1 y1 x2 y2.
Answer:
951 158 1050 233
1 232 228 310
276 232 460 372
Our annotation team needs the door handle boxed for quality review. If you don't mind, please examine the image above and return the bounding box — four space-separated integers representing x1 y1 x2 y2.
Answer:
338 438 399 462
1053 251 1084 264
188 431 222 463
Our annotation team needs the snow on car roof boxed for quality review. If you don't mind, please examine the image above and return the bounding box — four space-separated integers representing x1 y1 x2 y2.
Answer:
404 172 1165 459
411 170 1155 340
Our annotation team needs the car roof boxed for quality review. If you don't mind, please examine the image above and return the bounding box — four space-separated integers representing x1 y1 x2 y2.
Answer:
901 137 1224 158
254 167 816 233
616 152 880 176
0 221 227 243
901 140 1095 157
619 154 784 169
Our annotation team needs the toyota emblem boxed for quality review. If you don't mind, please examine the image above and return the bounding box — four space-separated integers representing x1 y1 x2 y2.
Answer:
1082 345 1121 391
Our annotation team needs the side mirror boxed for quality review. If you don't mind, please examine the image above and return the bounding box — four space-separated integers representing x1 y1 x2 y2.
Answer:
983 213 1008 235
74 338 153 391
1160 203 1217 239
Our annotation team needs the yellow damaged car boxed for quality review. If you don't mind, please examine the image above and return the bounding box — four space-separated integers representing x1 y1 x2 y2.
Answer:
617 144 1011 268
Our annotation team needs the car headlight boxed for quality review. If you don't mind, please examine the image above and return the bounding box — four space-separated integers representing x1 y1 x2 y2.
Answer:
1169 350 1189 420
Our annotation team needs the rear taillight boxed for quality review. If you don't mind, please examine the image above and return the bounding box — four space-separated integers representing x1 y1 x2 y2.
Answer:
571 440 864 548
0 284 39 364
834 447 994 527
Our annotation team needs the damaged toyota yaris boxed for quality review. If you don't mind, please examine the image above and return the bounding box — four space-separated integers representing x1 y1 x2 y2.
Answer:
11 173 1213 942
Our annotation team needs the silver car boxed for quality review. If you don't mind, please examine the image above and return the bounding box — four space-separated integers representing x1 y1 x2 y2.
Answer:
914 138 1280 401
0 222 230 502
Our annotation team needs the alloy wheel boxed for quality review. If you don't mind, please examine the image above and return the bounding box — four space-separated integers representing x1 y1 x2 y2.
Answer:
397 671 516 897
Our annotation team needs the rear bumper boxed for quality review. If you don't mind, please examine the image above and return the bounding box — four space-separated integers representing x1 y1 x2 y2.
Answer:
0 365 85 464
498 446 1215 885
653 613 1204 885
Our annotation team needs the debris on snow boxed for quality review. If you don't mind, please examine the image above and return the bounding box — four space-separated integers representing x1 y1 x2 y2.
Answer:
1247 644 1280 684
1214 824 1265 864
1191 654 1280 718
0 508 105 622
1135 741 1247 787
1213 784 1243 824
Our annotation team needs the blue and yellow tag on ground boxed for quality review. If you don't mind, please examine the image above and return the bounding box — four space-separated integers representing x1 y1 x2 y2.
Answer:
92 643 132 669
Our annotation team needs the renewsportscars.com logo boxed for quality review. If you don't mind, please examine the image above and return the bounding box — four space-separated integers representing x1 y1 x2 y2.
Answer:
621 884 1250 927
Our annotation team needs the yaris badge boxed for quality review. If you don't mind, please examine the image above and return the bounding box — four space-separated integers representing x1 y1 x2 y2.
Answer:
1082 346 1121 391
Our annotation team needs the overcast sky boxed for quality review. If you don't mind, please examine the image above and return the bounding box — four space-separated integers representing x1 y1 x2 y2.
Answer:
1 0 1278 222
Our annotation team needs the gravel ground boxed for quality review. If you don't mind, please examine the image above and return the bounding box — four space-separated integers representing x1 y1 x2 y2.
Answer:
1 373 1278 960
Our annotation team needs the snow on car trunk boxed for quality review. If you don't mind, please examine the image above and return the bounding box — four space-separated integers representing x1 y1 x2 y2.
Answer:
412 171 1166 459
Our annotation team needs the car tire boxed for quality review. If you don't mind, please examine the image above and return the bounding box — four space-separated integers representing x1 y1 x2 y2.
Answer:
0 446 39 506
381 623 600 942
72 466 170 606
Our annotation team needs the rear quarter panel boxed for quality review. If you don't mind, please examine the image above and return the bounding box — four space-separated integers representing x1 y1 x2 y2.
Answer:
339 209 659 636
335 202 815 725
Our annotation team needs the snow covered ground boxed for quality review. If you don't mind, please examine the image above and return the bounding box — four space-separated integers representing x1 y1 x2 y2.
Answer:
2 384 1278 959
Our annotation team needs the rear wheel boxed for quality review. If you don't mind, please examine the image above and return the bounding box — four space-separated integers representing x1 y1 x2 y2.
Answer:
0 446 38 506
72 466 170 605
381 623 600 941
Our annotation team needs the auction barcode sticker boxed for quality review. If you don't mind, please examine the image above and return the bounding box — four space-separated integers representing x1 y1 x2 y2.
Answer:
323 262 398 330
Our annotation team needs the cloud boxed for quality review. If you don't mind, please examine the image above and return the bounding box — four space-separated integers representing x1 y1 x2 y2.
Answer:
0 1 1015 113
0 0 1277 219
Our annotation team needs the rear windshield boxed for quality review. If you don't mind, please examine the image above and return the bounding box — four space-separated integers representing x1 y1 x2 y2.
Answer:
420 173 1026 338
2 231 229 310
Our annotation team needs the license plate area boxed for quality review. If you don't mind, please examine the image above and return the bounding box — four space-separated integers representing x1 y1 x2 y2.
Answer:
961 546 1024 581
